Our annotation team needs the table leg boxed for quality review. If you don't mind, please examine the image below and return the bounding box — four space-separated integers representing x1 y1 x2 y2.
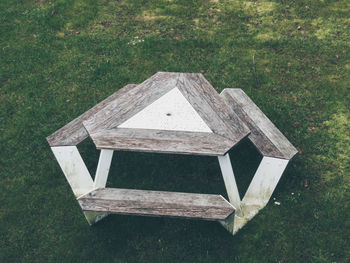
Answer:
243 157 289 207
94 149 114 189
51 146 110 225
218 154 290 234
218 154 242 217
51 146 93 198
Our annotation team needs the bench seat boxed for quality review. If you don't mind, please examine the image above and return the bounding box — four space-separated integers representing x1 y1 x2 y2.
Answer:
78 188 235 221
220 89 298 160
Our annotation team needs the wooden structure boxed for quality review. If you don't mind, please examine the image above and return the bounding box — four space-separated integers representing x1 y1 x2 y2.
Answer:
78 188 234 220
47 72 297 234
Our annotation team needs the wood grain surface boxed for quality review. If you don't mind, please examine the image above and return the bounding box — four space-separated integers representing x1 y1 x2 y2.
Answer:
80 72 251 155
78 188 235 220
88 128 235 155
177 73 250 145
46 84 137 146
83 72 180 133
220 88 298 159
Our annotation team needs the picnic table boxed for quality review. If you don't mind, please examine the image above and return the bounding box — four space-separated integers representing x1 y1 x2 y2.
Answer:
47 72 297 235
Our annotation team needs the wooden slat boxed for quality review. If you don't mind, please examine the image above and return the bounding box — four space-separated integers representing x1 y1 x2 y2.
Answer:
83 72 180 134
87 128 235 156
220 89 298 159
46 84 138 146
177 73 250 145
78 188 235 220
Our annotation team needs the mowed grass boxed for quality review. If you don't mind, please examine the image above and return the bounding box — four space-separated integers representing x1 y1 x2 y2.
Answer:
0 0 349 262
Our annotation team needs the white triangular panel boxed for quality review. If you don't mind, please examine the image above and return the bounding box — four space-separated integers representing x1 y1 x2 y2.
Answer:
118 88 212 133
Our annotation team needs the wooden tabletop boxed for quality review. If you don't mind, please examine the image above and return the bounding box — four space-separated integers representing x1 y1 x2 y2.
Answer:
48 72 251 156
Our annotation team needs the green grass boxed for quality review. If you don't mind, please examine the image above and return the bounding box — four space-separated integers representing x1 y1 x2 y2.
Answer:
1 0 349 262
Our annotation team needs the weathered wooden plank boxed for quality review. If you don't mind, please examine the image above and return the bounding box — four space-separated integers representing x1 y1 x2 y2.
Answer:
46 84 138 146
77 72 251 155
220 90 283 158
87 128 235 156
78 188 235 220
220 89 298 159
83 72 180 134
177 73 250 145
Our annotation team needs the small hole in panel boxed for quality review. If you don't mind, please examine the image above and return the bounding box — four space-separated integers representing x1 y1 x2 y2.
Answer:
166 113 172 116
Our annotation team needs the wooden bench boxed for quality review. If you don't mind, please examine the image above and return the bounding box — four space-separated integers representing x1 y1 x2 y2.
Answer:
220 89 297 160
78 188 235 220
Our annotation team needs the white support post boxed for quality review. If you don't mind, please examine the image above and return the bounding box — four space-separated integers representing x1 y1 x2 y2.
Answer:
93 149 114 189
218 154 242 217
51 146 94 198
242 157 289 207
51 146 109 225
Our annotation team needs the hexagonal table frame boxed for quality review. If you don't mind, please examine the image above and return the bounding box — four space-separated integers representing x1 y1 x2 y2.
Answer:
47 72 297 235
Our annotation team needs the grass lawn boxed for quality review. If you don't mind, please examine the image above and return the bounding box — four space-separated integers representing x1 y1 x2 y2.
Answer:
1 0 349 262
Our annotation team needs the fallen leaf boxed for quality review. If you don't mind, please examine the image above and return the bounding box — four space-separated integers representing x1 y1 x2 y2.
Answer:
304 179 309 189
307 116 314 121
297 25 301 30
51 10 55 15
309 126 316 131
296 147 302 154
33 34 37 38
75 31 80 34
293 121 300 127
